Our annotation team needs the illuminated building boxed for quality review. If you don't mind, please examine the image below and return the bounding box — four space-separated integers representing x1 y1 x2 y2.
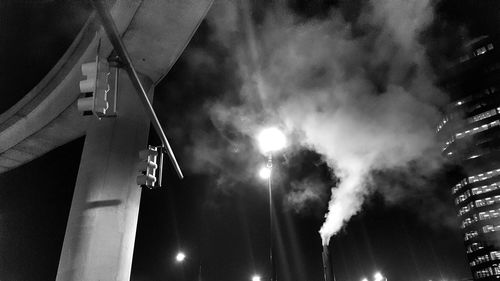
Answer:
439 35 500 280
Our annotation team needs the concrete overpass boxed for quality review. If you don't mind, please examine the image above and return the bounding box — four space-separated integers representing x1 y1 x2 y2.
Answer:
0 0 211 174
0 1 212 280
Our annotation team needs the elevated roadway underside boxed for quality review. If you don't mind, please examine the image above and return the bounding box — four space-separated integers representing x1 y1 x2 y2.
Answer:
0 0 212 174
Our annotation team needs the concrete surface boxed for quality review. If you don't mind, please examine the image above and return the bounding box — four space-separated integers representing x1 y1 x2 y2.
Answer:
55 72 151 281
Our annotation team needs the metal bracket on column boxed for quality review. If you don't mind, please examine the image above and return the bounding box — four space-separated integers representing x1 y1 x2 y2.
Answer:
89 0 184 179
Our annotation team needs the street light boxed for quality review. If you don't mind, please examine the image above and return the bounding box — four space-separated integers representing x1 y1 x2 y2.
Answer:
256 127 287 281
259 166 271 180
175 251 186 263
256 127 287 154
252 275 262 281
361 278 368 281
374 272 386 281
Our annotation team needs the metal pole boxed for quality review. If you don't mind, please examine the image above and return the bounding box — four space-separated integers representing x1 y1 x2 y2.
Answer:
89 0 183 179
267 154 275 281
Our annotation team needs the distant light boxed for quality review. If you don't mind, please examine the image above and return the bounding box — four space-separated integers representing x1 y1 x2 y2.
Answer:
361 278 369 281
251 275 261 281
175 252 186 263
259 166 271 180
256 127 287 154
374 272 384 281
457 101 463 105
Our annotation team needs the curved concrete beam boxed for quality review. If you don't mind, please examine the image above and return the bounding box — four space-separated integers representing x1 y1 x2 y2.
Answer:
0 0 212 173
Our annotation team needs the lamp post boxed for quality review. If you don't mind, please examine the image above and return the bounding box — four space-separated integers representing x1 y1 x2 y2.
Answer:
256 127 287 281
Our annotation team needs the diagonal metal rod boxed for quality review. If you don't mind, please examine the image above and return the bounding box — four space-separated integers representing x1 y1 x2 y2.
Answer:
90 0 183 179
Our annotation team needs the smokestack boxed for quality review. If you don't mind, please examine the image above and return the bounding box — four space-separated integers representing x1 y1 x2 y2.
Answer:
322 245 335 281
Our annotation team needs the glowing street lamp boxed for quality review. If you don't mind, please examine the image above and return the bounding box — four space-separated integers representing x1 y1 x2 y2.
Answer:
256 127 287 155
256 127 287 281
251 274 262 281
258 166 271 179
361 278 368 281
175 251 186 263
374 272 386 281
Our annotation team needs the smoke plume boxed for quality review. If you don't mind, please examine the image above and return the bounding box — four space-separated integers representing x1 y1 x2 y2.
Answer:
202 0 446 245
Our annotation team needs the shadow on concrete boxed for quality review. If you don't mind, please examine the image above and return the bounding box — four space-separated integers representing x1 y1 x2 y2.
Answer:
85 199 122 209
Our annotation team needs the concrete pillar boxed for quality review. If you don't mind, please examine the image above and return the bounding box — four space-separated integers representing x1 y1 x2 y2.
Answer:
56 71 153 281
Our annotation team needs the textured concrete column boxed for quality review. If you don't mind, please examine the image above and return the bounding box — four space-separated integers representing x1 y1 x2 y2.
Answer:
56 71 153 281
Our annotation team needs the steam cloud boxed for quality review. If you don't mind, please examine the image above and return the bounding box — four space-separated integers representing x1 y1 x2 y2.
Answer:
204 0 446 246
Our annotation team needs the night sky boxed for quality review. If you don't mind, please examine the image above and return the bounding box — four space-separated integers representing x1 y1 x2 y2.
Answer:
2 1 500 281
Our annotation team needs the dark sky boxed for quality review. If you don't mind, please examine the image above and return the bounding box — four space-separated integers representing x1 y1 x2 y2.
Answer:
2 0 500 281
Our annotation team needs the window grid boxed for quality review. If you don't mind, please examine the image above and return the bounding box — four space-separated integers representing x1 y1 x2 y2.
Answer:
443 119 500 152
467 242 485 254
471 181 500 196
459 202 475 216
483 224 500 233
456 120 500 140
465 230 479 241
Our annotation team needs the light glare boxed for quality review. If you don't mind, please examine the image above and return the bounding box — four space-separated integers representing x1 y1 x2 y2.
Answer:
175 252 186 263
361 278 368 281
374 272 384 281
251 275 261 281
259 166 271 179
257 127 287 154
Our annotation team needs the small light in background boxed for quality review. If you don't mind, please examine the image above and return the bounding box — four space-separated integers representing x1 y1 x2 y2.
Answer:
251 275 261 281
374 272 384 281
175 252 186 263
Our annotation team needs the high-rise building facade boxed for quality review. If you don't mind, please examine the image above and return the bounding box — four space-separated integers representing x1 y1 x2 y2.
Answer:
439 35 500 280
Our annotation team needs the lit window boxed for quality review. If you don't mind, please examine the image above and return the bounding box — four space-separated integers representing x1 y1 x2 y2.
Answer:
493 265 500 275
471 254 492 266
467 242 484 253
455 120 500 139
475 267 492 278
491 251 500 260
476 46 487 56
465 230 479 240
471 181 500 196
483 224 500 233
478 209 500 221
468 169 500 183
459 202 475 216
467 108 497 123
